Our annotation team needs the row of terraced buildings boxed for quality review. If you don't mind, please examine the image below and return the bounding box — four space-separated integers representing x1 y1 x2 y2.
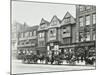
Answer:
13 5 96 59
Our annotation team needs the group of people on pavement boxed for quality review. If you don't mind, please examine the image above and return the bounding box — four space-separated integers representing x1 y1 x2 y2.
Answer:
17 50 95 66
21 52 95 65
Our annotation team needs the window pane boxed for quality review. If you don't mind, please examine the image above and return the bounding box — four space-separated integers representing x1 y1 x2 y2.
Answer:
93 14 96 24
79 32 84 42
93 31 96 40
79 6 84 11
86 6 91 10
25 32 29 37
49 29 56 37
30 32 32 37
39 32 45 38
79 17 84 27
63 38 70 44
75 32 79 42
86 32 90 41
34 31 36 36
86 15 90 25
64 17 70 23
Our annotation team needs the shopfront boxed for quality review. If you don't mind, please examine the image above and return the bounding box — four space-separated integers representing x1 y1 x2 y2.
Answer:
47 41 60 57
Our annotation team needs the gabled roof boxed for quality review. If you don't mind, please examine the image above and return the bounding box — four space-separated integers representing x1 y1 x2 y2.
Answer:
61 11 76 26
38 18 50 31
63 12 72 19
50 15 61 24
40 18 49 25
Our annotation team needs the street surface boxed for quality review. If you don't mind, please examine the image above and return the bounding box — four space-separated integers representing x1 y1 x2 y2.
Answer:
12 59 95 74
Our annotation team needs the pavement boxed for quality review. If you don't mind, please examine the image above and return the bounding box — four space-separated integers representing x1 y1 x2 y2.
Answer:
11 59 96 74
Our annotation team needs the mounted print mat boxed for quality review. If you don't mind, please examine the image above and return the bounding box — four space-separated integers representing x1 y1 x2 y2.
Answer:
11 0 96 75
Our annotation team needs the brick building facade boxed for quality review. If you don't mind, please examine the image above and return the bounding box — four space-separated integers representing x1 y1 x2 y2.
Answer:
17 24 38 59
75 5 96 60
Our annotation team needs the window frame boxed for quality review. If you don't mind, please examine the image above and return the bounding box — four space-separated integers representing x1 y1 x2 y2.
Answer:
92 31 96 40
85 15 90 25
79 5 84 11
93 13 96 24
85 32 90 41
79 17 84 27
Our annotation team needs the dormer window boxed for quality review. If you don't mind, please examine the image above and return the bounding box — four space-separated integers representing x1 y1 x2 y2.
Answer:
64 17 70 23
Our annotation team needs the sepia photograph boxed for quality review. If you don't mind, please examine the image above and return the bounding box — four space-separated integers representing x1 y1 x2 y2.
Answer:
11 0 96 74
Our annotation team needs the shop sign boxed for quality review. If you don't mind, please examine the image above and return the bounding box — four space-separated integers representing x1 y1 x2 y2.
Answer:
59 45 75 48
79 42 95 46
